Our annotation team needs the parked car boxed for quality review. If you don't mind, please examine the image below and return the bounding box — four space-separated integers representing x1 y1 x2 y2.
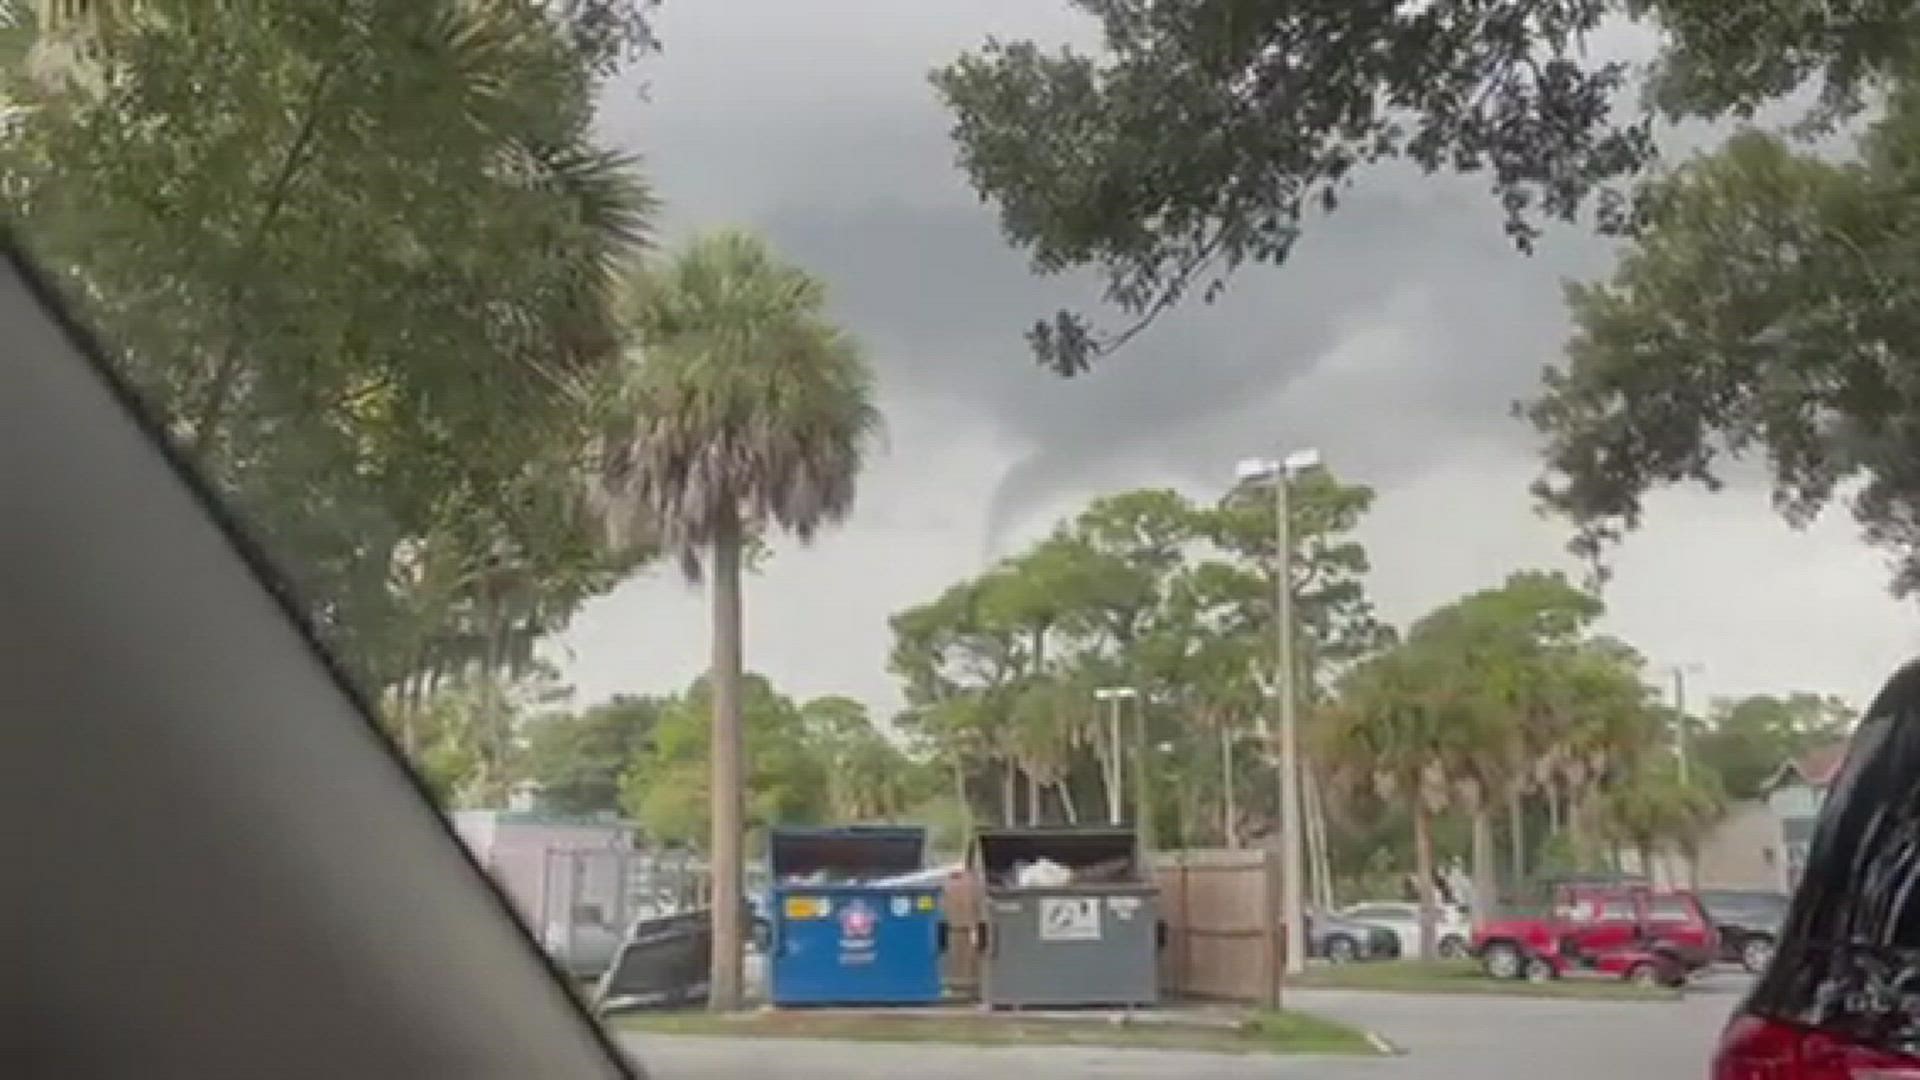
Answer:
1338 900 1472 959
1304 909 1402 963
1713 665 1914 1077
1470 881 1716 983
1696 888 1788 974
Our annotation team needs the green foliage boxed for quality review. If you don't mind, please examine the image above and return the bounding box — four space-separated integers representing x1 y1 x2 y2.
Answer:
1 0 657 691
521 695 664 816
598 229 882 574
931 0 1917 373
1693 693 1856 798
1527 86 1920 594
890 470 1388 842
931 0 1649 373
1597 755 1727 862
619 674 832 846
382 664 572 809
800 696 932 822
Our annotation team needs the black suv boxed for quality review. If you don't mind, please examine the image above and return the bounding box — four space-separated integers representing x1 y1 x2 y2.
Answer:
1713 660 1920 1077
1697 889 1788 974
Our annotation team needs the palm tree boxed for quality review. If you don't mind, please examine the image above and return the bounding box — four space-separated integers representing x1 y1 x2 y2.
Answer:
1598 758 1726 883
597 230 880 1011
1323 647 1463 960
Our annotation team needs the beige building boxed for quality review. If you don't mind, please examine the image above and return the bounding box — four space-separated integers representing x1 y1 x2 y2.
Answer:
1643 742 1849 892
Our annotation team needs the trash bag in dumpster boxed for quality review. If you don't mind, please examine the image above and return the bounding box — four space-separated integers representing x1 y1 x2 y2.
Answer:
591 909 712 1014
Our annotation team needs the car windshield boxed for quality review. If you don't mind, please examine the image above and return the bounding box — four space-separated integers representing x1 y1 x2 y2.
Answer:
9 1 1912 1076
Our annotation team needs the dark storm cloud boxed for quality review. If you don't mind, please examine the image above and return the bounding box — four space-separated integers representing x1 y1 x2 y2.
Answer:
750 176 1622 547
614 0 1632 547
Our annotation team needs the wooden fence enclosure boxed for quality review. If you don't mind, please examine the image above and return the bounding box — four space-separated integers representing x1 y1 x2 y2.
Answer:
939 846 1284 1007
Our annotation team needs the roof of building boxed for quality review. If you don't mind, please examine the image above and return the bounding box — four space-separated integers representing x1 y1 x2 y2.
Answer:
1764 741 1851 791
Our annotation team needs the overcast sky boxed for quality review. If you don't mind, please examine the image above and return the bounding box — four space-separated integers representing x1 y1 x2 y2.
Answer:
554 0 1920 718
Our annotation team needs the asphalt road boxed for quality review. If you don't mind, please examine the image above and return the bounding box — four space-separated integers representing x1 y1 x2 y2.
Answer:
619 971 1749 1080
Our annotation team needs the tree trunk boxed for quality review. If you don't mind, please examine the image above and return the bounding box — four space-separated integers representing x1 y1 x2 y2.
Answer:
1545 780 1562 836
1471 801 1497 922
1001 758 1017 826
1026 770 1042 826
951 758 973 833
1568 789 1591 868
1413 802 1438 961
1637 841 1655 882
1221 723 1239 849
1506 783 1526 896
1055 780 1079 824
707 517 746 1012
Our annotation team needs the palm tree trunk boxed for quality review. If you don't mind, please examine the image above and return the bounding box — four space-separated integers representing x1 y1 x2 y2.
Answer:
1221 723 1239 849
1413 802 1438 961
1506 784 1526 893
1055 780 1078 824
1568 788 1591 868
1001 758 1017 825
706 518 747 1013
1471 801 1497 921
1545 780 1562 836
1026 770 1042 826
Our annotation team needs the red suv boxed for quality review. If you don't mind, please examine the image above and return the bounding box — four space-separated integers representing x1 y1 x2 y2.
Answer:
1712 662 1918 1077
1472 881 1717 983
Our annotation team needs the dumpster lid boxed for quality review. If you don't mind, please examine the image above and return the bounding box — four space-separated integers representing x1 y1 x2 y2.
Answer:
973 827 1142 884
770 826 926 881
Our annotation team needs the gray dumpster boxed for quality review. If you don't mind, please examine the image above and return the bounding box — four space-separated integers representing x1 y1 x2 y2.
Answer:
973 827 1160 1008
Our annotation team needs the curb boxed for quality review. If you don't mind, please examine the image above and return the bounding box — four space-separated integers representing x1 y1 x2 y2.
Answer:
1366 1030 1405 1056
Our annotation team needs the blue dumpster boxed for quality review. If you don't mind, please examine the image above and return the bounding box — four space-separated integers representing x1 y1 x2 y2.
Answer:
768 826 944 1006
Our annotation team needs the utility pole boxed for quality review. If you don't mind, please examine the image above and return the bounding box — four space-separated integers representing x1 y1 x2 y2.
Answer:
1237 449 1317 978
1273 462 1305 977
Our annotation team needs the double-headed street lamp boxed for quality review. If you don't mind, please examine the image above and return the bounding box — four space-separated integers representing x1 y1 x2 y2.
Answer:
1234 447 1321 977
1093 685 1139 825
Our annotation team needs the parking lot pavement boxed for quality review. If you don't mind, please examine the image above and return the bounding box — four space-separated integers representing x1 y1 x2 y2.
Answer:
621 1034 1396 1080
1283 969 1751 1080
619 971 1753 1080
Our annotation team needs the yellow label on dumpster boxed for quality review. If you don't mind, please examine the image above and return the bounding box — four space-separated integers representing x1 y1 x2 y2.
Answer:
785 896 827 919
916 895 935 912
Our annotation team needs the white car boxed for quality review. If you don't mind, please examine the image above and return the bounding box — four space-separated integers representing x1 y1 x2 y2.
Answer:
1338 901 1473 959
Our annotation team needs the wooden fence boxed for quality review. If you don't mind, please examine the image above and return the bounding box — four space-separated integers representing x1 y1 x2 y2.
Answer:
939 846 1284 1006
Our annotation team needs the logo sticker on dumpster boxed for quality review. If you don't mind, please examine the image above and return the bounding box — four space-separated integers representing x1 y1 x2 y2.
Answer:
840 900 877 944
1038 896 1102 941
837 901 878 965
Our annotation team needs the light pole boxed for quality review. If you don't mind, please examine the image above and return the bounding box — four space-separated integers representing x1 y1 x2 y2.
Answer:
1094 686 1138 825
1236 447 1320 977
1668 662 1704 785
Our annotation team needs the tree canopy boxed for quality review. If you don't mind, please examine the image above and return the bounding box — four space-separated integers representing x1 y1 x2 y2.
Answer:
1527 82 1920 594
1 0 657 690
931 0 1920 374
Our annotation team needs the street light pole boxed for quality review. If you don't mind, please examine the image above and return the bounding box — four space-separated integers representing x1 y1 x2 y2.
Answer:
1272 461 1306 979
1237 448 1318 979
1094 686 1138 825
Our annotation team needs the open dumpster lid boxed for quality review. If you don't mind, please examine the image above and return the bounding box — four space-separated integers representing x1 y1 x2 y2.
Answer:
973 827 1142 881
770 826 926 881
